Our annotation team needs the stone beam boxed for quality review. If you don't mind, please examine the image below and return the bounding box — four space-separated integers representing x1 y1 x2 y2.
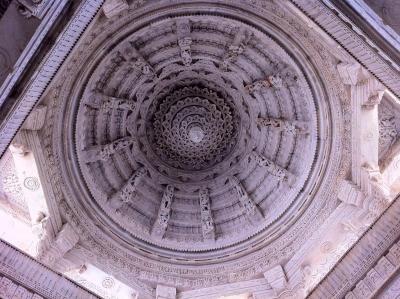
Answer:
229 176 263 225
0 1 104 158
152 185 174 240
309 194 400 298
0 239 99 298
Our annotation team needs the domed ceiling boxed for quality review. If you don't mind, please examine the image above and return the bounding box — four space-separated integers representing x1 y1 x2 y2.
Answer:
76 15 317 253
41 0 348 291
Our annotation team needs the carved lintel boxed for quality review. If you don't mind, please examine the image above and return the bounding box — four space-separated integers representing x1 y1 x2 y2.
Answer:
199 188 215 241
85 92 136 111
119 42 154 75
108 167 147 210
152 185 174 239
156 285 176 299
176 19 192 66
264 265 287 295
220 27 252 71
251 151 296 187
103 0 129 19
81 137 135 162
256 117 309 135
229 176 263 224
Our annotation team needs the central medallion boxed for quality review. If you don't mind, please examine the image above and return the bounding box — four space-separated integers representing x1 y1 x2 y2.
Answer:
188 126 204 143
147 85 240 171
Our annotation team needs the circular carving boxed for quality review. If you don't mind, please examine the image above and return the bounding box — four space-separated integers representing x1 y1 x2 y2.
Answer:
23 177 40 191
147 85 240 171
102 277 115 289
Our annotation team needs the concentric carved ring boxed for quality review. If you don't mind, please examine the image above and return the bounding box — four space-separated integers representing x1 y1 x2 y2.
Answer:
148 85 239 171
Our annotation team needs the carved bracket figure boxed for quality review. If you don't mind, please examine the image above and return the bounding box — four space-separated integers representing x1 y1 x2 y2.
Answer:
199 188 215 241
245 74 283 94
220 28 252 71
176 19 192 67
81 137 135 162
108 167 147 210
119 41 154 75
152 185 174 239
251 151 296 187
85 92 136 111
229 176 263 225
257 117 309 135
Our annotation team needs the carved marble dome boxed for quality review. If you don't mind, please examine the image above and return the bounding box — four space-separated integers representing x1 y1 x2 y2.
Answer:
72 15 318 253
42 0 347 289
